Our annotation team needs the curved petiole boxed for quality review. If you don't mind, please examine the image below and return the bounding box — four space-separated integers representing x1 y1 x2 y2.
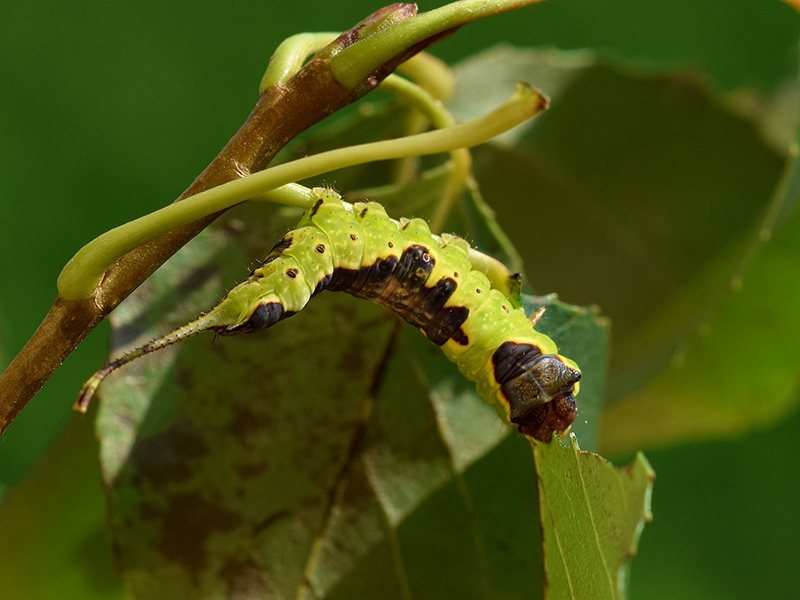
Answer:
376 72 471 232
259 32 339 91
57 83 549 301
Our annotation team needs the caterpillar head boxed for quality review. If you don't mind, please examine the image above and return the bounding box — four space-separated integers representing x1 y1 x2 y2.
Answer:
493 343 582 442
513 387 578 442
505 355 581 442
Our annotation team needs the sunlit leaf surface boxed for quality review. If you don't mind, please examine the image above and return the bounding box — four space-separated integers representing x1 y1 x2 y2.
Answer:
534 436 654 600
448 46 794 451
2 2 799 599
95 189 609 598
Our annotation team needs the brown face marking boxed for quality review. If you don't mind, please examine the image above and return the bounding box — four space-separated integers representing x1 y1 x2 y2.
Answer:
492 342 542 385
514 393 578 442
502 356 580 421
492 342 581 438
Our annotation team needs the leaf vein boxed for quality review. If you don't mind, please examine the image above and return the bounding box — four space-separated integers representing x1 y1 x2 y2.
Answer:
574 446 616 597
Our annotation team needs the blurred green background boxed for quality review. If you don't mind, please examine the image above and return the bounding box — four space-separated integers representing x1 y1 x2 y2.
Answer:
1 1 798 598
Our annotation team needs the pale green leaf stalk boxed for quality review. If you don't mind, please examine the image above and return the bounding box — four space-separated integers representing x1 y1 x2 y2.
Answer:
259 32 339 91
397 52 455 101
377 74 472 232
57 83 548 301
330 0 549 89
261 30 467 232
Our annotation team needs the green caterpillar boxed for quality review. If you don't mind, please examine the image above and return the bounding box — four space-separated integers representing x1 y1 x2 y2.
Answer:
78 188 581 442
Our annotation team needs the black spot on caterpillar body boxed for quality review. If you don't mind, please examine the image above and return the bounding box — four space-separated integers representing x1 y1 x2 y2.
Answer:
216 189 580 441
79 189 581 441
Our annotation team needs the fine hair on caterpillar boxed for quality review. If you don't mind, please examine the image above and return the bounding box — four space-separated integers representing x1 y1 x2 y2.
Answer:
77 188 581 442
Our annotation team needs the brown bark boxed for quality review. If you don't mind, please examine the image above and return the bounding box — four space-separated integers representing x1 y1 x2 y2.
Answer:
0 4 458 435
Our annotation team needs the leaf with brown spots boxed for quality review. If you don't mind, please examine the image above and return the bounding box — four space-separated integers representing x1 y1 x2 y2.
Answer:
94 190 610 598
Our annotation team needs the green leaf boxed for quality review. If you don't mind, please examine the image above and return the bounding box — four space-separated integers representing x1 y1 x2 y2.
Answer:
94 188 610 597
3 2 798 599
533 436 654 600
447 46 793 450
625 407 800 600
601 130 800 452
